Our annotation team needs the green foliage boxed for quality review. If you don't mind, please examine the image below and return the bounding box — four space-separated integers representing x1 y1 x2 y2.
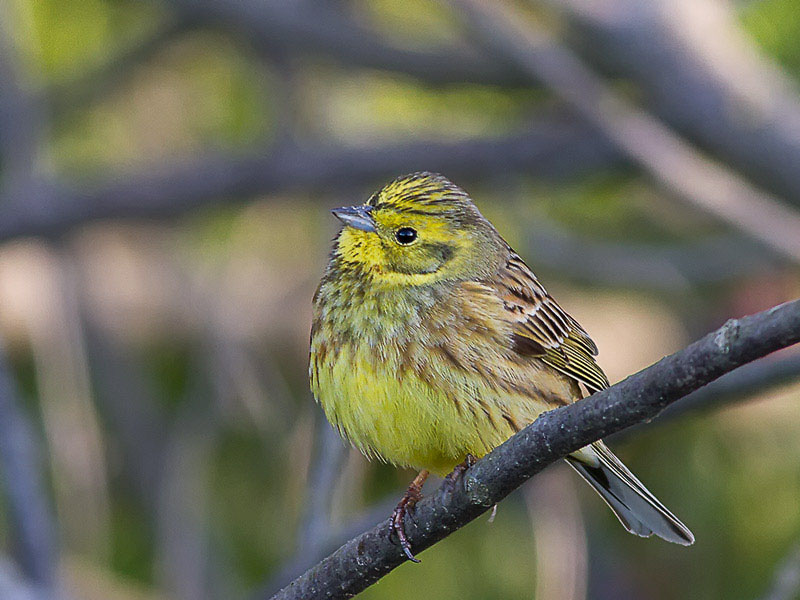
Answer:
741 0 800 77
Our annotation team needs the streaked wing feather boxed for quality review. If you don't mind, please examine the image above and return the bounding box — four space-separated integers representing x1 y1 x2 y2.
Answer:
501 252 609 393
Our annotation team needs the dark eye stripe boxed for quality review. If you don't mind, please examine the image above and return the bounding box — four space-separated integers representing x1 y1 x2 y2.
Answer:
423 242 454 264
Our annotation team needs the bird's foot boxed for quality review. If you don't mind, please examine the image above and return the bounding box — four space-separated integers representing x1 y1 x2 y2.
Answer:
390 469 429 563
442 454 476 494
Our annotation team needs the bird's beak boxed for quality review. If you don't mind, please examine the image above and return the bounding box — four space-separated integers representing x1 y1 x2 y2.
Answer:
331 205 376 233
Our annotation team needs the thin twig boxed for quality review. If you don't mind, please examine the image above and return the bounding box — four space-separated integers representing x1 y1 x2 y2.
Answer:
266 298 800 599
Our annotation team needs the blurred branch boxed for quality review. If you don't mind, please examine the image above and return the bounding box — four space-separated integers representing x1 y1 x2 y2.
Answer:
0 558 52 600
0 118 621 243
257 496 399 598
155 393 217 600
758 543 800 600
27 249 110 559
0 341 59 596
296 418 348 556
524 468 587 600
611 350 800 442
524 221 782 291
262 416 347 594
44 17 193 120
165 0 527 86
0 6 46 191
450 0 800 263
84 326 168 513
266 299 800 599
160 0 800 217
86 323 227 598
556 0 800 207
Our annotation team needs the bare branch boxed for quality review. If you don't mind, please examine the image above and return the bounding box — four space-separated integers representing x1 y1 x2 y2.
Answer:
44 18 193 120
266 299 800 599
612 350 800 442
524 221 782 291
165 0 526 87
556 0 800 207
0 119 620 243
449 0 800 262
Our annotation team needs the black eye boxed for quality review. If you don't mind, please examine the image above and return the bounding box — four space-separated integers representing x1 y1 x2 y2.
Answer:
395 227 417 245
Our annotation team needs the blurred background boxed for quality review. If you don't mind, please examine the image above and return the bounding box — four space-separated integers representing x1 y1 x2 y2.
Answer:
0 0 799 599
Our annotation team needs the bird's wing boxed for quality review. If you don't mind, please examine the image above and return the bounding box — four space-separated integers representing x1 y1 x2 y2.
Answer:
495 251 609 393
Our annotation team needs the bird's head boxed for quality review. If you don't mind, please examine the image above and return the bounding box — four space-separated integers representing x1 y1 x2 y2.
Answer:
331 172 504 287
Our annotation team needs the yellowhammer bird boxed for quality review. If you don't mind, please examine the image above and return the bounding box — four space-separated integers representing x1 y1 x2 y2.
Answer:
310 172 694 561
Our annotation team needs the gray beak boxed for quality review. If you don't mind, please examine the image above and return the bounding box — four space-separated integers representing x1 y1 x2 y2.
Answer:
331 205 376 233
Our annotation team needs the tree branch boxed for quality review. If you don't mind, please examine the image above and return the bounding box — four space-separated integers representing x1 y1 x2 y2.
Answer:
0 119 620 243
44 17 193 121
556 0 800 207
450 0 800 263
523 221 783 291
165 0 527 87
611 349 800 443
266 298 800 600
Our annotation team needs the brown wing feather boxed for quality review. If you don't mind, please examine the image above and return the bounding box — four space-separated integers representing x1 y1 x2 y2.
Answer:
497 252 609 393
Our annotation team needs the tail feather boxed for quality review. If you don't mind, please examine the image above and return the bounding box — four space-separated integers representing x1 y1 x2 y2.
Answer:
566 443 694 546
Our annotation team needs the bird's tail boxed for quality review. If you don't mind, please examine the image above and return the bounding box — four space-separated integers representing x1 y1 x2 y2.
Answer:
566 442 694 545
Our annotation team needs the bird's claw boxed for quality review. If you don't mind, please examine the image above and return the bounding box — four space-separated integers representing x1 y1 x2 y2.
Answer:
442 454 476 494
389 470 429 563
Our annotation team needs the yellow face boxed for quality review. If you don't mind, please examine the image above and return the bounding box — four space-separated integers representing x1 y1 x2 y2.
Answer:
333 173 504 287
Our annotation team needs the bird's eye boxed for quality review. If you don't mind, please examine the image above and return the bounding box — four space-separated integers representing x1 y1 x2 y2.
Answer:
395 227 417 245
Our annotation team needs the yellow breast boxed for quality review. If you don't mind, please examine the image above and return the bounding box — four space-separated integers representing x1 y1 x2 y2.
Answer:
310 335 573 476
309 271 579 475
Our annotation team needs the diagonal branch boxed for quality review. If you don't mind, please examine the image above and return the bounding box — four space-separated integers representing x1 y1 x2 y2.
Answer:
449 0 800 263
266 298 800 600
556 0 800 207
44 17 193 120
